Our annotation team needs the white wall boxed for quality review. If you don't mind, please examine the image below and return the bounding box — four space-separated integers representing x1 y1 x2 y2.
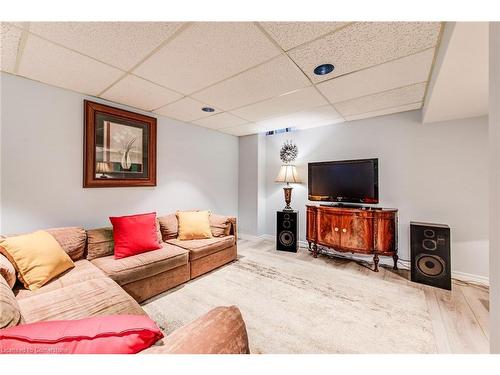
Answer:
238 134 259 235
0 73 238 233
489 21 500 354
263 110 489 279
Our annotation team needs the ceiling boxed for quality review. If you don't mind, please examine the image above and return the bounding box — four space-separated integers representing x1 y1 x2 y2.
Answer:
1 22 443 136
422 22 489 123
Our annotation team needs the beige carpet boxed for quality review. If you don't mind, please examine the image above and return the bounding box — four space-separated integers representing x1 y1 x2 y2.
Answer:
143 240 437 354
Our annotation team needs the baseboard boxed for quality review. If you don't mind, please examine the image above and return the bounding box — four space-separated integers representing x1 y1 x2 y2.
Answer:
239 233 490 286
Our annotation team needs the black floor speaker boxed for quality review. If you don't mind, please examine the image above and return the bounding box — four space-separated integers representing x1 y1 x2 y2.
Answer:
410 222 451 290
276 210 298 252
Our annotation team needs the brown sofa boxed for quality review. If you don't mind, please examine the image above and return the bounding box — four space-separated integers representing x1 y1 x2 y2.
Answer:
0 213 248 354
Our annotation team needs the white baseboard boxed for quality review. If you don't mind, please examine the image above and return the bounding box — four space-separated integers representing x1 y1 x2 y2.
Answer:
239 233 490 286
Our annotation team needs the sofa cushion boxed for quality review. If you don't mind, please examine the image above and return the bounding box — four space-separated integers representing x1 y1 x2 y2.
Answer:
86 227 114 260
17 277 146 323
15 260 106 300
0 230 75 291
0 315 163 354
209 214 232 237
166 235 235 261
157 213 178 241
90 243 188 286
46 227 87 261
0 253 16 288
1 276 23 329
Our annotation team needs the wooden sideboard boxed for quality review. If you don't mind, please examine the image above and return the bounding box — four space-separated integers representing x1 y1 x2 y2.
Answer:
306 205 398 272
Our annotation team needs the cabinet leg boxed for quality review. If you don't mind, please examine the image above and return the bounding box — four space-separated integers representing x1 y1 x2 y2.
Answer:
392 254 399 270
373 254 379 272
308 241 311 251
313 243 318 258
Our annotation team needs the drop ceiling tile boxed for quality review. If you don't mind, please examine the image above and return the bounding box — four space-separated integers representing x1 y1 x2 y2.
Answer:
1 23 23 73
289 22 441 83
255 105 343 132
231 86 327 122
345 102 423 121
192 55 310 111
260 22 349 51
335 83 426 117
134 22 281 94
155 97 221 122
317 48 435 103
193 112 248 130
220 123 263 136
18 34 123 95
29 22 184 71
100 74 182 111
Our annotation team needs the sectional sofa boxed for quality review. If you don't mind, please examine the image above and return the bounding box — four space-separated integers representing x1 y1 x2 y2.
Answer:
0 213 249 354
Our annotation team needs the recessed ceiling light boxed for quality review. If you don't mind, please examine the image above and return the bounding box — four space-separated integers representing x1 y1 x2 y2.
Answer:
201 107 215 112
313 63 335 76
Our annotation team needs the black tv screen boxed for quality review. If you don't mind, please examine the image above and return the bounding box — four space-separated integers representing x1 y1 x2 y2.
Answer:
308 159 379 204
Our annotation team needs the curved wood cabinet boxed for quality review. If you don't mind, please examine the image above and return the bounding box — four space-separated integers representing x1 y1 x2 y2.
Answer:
306 205 398 272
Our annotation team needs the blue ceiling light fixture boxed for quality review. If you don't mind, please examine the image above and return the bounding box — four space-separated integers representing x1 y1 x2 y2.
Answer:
313 63 335 76
201 107 215 113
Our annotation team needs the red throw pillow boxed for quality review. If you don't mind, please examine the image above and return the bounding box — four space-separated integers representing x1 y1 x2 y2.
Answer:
0 315 163 354
109 212 161 259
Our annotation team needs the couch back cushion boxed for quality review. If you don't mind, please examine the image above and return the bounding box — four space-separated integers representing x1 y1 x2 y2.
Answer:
86 227 114 260
0 276 23 329
209 214 232 237
45 227 87 261
158 213 178 241
0 253 16 289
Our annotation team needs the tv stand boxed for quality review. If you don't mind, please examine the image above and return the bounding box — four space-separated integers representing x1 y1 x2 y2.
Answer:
306 205 398 272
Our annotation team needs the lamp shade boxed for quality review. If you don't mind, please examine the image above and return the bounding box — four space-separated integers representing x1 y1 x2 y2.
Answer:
275 165 302 184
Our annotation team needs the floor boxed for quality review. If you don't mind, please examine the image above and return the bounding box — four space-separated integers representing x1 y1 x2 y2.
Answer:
238 237 490 354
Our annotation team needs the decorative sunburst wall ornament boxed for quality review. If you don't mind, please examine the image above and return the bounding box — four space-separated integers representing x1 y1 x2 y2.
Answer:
280 140 298 164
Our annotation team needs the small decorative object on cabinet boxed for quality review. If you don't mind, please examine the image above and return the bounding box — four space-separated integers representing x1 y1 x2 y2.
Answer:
306 205 398 272
276 210 298 252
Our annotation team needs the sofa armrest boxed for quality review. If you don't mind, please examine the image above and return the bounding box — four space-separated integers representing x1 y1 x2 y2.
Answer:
228 217 237 240
141 306 249 354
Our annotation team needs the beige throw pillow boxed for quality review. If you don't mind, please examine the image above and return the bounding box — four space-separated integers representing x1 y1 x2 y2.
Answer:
176 211 213 240
0 230 74 290
0 276 23 328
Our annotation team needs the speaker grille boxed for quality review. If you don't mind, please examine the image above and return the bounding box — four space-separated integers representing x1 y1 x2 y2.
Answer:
416 255 445 277
279 230 294 246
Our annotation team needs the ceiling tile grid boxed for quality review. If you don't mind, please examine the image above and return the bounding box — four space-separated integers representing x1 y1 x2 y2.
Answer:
317 48 435 104
192 55 311 111
193 112 248 129
288 22 441 83
334 82 427 117
344 102 423 121
1 21 444 136
154 96 222 122
100 74 183 111
230 86 328 122
259 22 350 51
18 34 124 95
1 22 23 73
28 22 185 71
133 22 282 95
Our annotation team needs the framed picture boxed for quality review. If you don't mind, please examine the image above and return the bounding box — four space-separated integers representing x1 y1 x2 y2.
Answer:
83 100 157 187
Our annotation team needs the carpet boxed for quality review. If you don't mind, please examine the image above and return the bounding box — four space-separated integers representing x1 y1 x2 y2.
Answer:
142 241 438 353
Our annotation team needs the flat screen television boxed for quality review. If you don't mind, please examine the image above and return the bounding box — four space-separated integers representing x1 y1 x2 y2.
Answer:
308 158 379 204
